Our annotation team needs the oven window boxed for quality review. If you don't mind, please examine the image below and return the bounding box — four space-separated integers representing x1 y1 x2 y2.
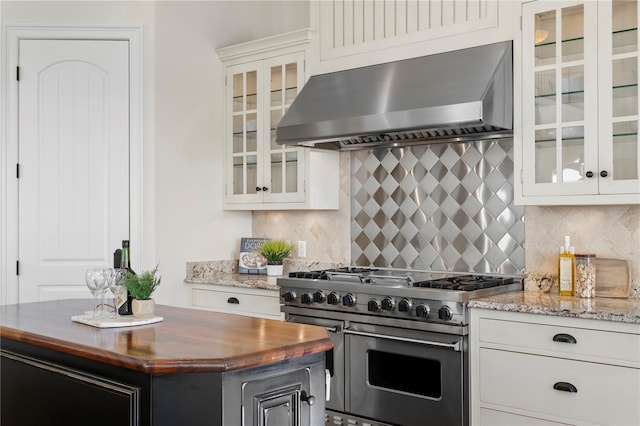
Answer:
367 350 441 398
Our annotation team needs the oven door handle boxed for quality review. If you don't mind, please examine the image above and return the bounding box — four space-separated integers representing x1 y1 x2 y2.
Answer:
343 329 461 351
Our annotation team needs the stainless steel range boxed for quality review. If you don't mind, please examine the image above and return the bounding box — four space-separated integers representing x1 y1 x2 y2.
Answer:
278 267 523 426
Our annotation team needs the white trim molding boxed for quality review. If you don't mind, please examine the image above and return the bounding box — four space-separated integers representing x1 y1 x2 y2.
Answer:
1 25 144 305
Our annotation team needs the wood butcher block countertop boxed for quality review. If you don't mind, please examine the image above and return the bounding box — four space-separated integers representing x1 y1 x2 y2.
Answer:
0 299 332 374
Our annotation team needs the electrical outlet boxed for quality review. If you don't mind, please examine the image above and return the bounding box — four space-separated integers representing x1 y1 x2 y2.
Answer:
298 241 307 258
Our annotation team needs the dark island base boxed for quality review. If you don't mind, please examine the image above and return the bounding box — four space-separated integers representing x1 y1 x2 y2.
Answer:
1 338 325 426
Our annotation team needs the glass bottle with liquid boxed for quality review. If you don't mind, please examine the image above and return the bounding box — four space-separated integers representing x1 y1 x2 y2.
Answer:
119 240 135 315
558 236 575 296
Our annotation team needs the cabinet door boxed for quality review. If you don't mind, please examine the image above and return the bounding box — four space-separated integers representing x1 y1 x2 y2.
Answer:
2 350 140 426
226 61 264 204
522 1 599 196
263 52 306 204
598 0 640 194
242 368 311 426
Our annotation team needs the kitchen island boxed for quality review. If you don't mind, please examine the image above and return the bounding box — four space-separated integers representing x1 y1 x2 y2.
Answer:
0 299 332 426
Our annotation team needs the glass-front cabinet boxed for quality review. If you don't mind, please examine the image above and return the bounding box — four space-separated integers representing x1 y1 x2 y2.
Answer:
218 29 339 210
519 1 640 204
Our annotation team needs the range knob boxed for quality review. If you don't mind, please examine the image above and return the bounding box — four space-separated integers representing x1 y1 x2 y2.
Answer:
301 293 313 305
327 292 340 305
398 298 412 313
313 291 326 303
438 305 453 321
381 297 395 311
342 293 356 307
283 291 296 302
415 304 430 318
367 299 381 312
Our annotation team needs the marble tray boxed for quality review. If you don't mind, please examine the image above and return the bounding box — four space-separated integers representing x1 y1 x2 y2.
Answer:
71 313 163 328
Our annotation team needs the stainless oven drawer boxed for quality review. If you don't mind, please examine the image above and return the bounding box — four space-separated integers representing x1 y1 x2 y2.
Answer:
345 322 466 426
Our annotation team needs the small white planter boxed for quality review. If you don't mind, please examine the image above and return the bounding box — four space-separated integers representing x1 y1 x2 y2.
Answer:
266 264 284 276
132 298 155 318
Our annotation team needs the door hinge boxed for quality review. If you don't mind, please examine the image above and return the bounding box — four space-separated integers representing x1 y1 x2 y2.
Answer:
16 163 20 179
16 261 20 276
16 66 20 81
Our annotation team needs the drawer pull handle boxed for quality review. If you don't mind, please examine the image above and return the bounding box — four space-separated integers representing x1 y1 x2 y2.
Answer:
227 297 240 304
553 382 578 393
553 333 577 344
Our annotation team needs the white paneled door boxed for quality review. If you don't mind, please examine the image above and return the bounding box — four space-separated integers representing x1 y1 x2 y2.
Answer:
18 40 130 302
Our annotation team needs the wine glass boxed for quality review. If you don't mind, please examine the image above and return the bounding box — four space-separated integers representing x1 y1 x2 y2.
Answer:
94 269 109 318
109 268 127 319
85 269 102 318
103 268 116 317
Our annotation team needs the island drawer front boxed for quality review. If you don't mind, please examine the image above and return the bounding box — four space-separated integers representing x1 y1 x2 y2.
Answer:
191 287 282 319
479 348 640 426
478 317 640 366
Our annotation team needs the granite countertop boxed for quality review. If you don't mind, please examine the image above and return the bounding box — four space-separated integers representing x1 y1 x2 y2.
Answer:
0 299 332 374
469 291 640 324
184 259 346 292
185 272 280 291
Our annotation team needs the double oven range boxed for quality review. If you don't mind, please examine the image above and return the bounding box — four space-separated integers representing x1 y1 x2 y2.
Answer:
278 267 523 426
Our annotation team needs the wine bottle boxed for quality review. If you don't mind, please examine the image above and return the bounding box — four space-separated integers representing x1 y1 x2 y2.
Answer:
119 240 135 315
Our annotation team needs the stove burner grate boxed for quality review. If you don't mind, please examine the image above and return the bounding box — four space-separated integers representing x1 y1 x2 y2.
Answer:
288 267 379 280
412 276 514 291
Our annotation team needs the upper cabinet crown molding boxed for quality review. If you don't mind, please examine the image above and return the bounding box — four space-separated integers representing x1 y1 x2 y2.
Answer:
216 28 316 63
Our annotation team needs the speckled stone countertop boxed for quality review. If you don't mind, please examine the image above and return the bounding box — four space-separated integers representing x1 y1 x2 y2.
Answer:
184 259 345 292
186 272 280 291
469 291 640 324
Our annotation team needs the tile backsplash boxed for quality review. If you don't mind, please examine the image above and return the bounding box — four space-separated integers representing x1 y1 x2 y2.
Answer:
350 140 524 273
253 150 639 296
525 205 640 297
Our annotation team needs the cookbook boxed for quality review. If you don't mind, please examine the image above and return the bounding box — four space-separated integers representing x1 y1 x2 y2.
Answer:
238 237 269 274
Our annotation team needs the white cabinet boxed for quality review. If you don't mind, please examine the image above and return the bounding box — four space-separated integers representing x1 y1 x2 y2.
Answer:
516 1 640 205
217 29 339 211
470 308 640 426
190 283 284 320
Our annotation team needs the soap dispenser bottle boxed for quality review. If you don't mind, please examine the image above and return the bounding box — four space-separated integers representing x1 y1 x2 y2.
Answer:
558 236 575 296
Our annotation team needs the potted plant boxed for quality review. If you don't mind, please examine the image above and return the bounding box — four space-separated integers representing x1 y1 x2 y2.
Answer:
123 265 161 318
257 240 294 276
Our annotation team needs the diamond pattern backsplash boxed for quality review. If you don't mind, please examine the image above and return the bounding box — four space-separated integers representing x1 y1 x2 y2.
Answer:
351 139 525 274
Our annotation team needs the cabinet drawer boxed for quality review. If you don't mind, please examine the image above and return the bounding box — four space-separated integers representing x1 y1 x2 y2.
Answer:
479 348 640 426
480 408 570 425
479 317 640 366
191 287 282 319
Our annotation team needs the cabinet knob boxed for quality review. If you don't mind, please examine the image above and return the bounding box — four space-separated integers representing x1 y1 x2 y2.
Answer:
256 186 262 192
585 171 594 178
262 186 268 191
553 382 578 393
301 391 315 406
600 170 609 178
227 297 240 304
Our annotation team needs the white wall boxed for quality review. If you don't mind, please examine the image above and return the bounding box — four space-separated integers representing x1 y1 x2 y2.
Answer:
1 1 310 307
153 1 309 306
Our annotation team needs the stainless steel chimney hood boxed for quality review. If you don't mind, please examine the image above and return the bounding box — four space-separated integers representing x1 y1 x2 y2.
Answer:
276 41 512 150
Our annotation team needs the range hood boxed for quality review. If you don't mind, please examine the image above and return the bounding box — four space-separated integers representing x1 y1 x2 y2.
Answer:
276 41 512 150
